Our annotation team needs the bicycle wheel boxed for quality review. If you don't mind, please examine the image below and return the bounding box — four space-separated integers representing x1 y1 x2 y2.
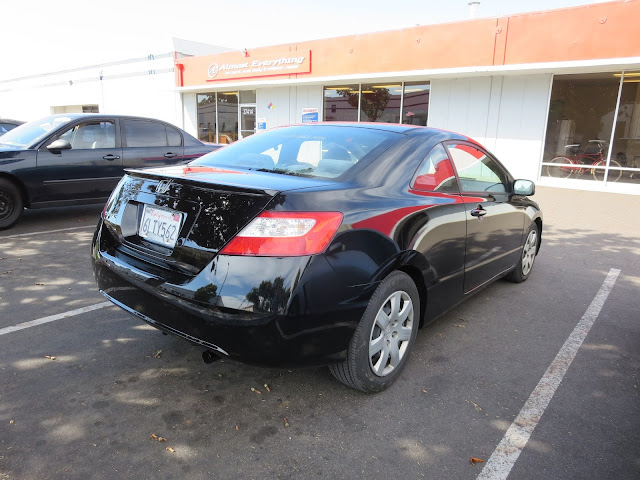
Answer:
546 157 575 178
592 159 622 182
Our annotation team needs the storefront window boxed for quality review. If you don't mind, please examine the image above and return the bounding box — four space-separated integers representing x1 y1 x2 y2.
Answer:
610 72 640 184
217 92 238 144
402 82 430 126
360 83 401 122
323 85 359 122
541 73 619 183
197 94 216 142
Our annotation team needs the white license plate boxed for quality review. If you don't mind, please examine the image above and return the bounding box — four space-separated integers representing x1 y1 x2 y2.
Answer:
139 205 183 248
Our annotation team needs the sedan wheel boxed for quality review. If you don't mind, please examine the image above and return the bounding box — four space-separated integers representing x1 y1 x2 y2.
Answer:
505 223 539 283
329 271 419 392
0 179 24 230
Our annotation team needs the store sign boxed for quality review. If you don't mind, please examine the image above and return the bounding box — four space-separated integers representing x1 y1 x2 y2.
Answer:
206 50 311 82
301 107 319 123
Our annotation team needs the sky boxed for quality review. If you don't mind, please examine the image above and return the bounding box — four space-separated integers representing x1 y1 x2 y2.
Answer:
1 0 608 81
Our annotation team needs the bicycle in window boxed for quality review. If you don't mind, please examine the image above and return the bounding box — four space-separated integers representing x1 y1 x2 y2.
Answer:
545 140 622 182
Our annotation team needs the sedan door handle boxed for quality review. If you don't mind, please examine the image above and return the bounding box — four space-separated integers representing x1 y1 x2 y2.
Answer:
470 205 487 217
103 154 120 161
164 152 178 159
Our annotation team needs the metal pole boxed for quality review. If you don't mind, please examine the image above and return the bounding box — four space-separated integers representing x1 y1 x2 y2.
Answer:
604 72 624 184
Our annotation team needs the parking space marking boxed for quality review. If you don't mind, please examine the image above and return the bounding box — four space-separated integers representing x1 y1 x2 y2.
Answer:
477 268 621 480
0 302 112 336
0 225 95 240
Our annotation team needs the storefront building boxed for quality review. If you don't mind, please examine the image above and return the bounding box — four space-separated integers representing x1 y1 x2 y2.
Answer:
175 0 640 194
1 2 639 193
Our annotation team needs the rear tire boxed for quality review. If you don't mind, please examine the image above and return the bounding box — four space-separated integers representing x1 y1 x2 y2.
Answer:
505 223 539 283
546 157 574 178
0 178 24 230
329 271 420 393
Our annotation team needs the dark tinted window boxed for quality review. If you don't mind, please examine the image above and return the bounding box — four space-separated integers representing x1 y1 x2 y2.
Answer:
412 144 458 193
123 120 167 147
446 143 508 193
167 126 182 147
193 125 399 179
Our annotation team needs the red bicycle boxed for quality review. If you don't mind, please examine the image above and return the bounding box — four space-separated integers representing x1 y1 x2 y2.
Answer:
545 140 622 182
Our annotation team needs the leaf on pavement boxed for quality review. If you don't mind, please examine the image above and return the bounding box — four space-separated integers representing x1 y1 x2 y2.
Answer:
264 383 271 392
166 447 175 453
470 457 484 465
283 417 290 428
45 355 56 360
251 387 262 394
154 350 162 358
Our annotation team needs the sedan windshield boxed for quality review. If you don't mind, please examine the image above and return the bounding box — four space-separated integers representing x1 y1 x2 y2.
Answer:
0 115 73 148
192 125 400 179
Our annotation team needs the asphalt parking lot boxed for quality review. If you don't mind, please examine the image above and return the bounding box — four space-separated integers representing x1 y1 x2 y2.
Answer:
0 186 638 480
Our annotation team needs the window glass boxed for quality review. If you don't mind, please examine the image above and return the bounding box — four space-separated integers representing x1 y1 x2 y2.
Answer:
167 126 182 147
360 84 401 123
239 90 256 103
323 85 359 121
412 144 458 192
446 143 508 192
541 73 619 183
193 125 399 179
217 92 238 143
59 121 115 149
402 82 430 126
197 93 216 142
122 120 167 147
610 71 640 185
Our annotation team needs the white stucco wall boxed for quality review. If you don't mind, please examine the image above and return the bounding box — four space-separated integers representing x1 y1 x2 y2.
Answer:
0 56 182 128
428 74 552 181
256 85 323 129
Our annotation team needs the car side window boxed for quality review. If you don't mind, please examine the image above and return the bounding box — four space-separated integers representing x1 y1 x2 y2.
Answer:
446 143 508 193
167 126 183 147
58 121 116 149
411 144 459 193
122 120 168 147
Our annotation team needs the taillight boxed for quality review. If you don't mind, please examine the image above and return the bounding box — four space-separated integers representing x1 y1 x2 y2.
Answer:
220 211 343 256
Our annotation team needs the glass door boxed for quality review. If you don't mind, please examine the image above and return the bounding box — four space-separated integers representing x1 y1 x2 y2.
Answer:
239 104 256 139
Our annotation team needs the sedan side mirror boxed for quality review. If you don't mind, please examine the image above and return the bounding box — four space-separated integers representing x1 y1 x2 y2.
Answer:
513 179 535 196
47 139 72 152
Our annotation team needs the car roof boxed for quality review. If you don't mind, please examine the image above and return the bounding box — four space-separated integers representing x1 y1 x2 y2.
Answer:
44 113 175 123
292 121 472 141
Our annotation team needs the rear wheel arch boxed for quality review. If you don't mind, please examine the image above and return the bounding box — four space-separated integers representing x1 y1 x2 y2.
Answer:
534 217 542 254
397 264 427 327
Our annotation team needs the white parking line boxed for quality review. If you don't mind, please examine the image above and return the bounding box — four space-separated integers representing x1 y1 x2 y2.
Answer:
0 225 95 240
0 302 112 336
477 268 621 480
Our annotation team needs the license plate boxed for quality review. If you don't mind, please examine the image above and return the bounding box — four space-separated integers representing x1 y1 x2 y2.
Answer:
139 205 183 248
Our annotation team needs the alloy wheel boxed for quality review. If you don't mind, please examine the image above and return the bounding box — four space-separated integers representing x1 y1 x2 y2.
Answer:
369 290 414 377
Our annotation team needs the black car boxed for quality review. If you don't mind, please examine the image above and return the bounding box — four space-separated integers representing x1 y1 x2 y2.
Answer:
0 118 24 135
92 123 542 392
0 114 220 229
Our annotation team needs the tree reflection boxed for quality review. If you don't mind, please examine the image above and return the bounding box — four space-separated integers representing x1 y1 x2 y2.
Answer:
339 88 391 122
245 277 290 313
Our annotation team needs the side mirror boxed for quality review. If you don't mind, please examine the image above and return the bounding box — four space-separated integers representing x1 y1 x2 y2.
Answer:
47 139 72 152
513 179 535 196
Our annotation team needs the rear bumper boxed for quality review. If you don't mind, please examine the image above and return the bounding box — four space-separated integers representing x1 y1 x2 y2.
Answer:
91 224 369 367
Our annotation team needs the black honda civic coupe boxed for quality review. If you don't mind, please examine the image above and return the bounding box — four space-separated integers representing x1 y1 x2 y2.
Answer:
92 123 542 392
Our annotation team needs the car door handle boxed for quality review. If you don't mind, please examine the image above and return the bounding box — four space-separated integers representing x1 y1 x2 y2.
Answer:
103 154 120 161
470 205 487 217
164 152 178 158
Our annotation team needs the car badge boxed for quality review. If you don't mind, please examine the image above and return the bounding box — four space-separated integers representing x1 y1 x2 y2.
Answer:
155 180 172 194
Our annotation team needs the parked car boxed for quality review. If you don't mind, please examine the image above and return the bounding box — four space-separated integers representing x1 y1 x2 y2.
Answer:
0 114 220 229
92 123 542 392
0 118 24 135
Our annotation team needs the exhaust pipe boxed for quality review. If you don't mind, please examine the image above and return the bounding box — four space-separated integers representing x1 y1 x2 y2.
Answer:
202 350 221 364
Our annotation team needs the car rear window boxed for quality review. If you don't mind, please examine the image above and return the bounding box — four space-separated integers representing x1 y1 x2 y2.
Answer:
191 125 399 179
